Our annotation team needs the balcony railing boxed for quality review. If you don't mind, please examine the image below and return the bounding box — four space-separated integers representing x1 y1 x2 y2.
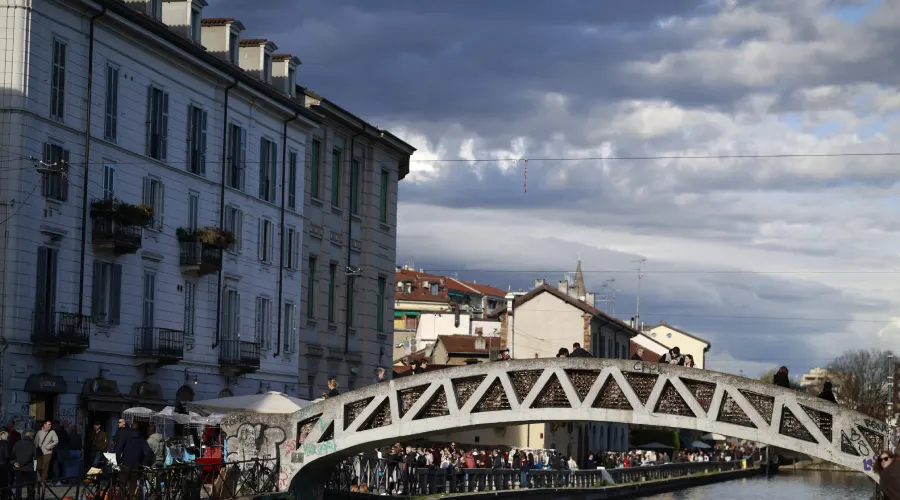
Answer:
219 340 261 373
32 310 91 354
134 327 185 365
90 199 145 255
179 240 224 276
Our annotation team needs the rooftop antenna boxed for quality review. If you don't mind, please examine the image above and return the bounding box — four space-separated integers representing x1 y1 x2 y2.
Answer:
632 258 646 325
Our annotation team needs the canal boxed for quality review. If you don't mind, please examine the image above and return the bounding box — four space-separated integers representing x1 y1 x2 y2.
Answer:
642 470 874 499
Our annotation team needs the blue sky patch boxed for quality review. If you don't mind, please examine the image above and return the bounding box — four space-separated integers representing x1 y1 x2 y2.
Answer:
827 0 881 24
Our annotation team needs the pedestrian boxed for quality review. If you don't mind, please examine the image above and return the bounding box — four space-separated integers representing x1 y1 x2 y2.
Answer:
682 354 696 368
88 422 108 467
414 360 428 374
12 430 35 500
570 343 592 357
115 423 152 499
876 451 900 500
659 347 680 364
773 366 791 389
374 367 386 384
34 421 57 484
556 348 569 358
631 348 644 361
66 425 81 482
51 421 69 484
0 431 10 500
323 379 340 399
819 381 837 403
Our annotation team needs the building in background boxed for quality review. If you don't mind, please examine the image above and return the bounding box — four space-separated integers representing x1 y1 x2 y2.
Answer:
297 90 414 398
799 367 839 396
641 321 711 369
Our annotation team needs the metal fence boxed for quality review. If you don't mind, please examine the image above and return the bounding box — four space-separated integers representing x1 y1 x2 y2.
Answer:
327 457 745 495
0 458 279 500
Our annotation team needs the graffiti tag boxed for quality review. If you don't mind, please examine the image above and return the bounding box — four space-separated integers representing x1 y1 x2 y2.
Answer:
303 440 336 458
864 419 890 434
850 428 870 457
632 362 662 374
864 456 875 471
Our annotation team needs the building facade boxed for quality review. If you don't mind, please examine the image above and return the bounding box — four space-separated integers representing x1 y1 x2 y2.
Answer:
0 0 324 435
641 322 711 369
298 92 414 398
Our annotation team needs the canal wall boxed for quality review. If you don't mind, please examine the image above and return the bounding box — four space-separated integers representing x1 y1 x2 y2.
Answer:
324 467 759 500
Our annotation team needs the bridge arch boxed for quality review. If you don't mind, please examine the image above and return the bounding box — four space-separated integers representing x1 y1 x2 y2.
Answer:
221 358 891 498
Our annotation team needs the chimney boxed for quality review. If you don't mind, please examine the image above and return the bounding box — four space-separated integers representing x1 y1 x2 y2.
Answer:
123 0 163 21
585 292 595 307
558 280 569 295
201 18 245 64
271 54 300 96
475 337 486 350
161 0 207 42
475 327 483 337
534 278 545 289
239 38 278 83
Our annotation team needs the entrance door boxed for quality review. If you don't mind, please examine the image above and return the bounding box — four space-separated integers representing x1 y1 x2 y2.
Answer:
34 247 58 337
30 394 56 430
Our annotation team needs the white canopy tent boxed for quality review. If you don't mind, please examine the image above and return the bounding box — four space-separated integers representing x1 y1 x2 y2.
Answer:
189 391 312 415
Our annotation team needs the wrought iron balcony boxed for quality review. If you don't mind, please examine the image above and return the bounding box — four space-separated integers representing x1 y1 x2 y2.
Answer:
134 327 185 365
90 199 146 255
32 310 91 355
219 340 261 374
179 239 224 276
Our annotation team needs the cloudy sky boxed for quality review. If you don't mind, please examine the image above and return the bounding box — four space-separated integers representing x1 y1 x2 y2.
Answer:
209 0 900 378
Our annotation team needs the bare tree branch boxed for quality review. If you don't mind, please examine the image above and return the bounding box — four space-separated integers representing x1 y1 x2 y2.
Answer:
828 349 893 420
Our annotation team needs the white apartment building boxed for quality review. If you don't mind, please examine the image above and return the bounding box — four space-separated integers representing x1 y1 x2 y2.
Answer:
298 93 414 398
0 0 327 434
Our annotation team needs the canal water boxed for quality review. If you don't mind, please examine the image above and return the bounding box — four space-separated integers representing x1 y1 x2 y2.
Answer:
642 470 874 499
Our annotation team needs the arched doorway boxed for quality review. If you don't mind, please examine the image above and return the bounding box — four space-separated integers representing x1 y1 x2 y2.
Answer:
175 385 195 403
218 389 233 398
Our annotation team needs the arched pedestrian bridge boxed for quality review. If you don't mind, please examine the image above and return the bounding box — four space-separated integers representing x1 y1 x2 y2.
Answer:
221 358 892 498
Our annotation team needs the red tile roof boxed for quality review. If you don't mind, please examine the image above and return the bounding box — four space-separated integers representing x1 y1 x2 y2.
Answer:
272 54 293 61
201 17 235 26
239 38 269 46
395 269 507 302
459 281 507 298
392 365 454 378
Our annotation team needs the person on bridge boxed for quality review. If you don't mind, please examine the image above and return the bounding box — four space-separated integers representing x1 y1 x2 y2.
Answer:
875 451 900 500
570 343 592 357
632 348 645 361
659 347 681 364
374 367 386 384
773 367 791 389
556 348 569 357
819 381 837 403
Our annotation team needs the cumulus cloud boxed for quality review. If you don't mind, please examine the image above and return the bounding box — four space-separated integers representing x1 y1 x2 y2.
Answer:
207 0 900 375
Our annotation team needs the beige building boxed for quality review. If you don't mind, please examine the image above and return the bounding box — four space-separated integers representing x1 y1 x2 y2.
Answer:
642 322 711 369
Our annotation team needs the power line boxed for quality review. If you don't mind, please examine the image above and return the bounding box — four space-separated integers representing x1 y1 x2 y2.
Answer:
405 151 900 163
415 269 900 275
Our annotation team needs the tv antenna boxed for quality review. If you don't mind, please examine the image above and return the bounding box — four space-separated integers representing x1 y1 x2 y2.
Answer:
632 258 646 325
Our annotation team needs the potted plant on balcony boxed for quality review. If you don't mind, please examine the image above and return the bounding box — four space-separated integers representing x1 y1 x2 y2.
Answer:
115 203 153 226
89 198 116 216
176 227 235 250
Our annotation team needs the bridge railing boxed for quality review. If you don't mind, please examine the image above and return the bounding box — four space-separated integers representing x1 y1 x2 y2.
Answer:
327 456 746 495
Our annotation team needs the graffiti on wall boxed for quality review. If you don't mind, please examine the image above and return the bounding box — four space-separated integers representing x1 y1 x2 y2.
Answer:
227 423 287 464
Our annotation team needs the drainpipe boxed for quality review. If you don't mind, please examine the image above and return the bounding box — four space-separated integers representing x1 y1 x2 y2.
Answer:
344 130 363 354
76 6 107 316
213 79 239 349
274 112 300 359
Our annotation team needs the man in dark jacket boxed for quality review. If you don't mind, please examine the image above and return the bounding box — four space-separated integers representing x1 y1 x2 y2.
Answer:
819 381 837 403
631 348 645 361
569 343 592 357
115 425 152 499
12 430 35 500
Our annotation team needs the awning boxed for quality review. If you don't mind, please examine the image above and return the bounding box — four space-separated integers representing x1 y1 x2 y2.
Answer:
128 382 169 411
24 374 67 394
406 311 419 317
82 379 128 412
394 311 403 317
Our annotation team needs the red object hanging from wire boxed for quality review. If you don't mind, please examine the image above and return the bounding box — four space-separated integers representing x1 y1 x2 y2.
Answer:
524 159 528 193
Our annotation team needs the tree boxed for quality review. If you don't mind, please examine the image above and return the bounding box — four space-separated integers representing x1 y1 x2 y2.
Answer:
827 349 894 420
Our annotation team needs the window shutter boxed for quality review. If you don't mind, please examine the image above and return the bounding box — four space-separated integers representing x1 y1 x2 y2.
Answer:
239 127 247 190
199 110 207 174
282 228 288 268
270 142 277 202
224 207 233 235
236 210 243 253
61 148 70 201
158 182 165 228
91 261 102 321
110 263 122 324
255 297 263 345
257 219 263 261
235 291 241 337
40 143 51 197
266 300 273 350
142 177 151 206
186 106 194 163
258 140 266 199
49 249 58 312
34 247 48 312
145 87 153 156
160 91 169 160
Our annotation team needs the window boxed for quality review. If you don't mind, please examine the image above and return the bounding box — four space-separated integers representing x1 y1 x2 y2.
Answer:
146 0 161 19
184 281 196 339
142 177 164 231
283 227 300 270
377 276 386 332
347 276 355 328
379 170 389 222
350 159 361 215
190 8 201 42
328 263 337 323
257 218 274 263
188 191 199 231
288 66 296 96
142 271 156 328
227 124 246 190
224 206 243 253
102 164 115 200
310 140 321 199
306 375 315 400
255 296 273 349
41 143 68 201
430 284 438 295
50 39 66 120
258 138 277 202
283 302 296 353
306 256 316 318
263 53 272 82
187 105 207 175
34 247 58 319
222 288 241 340
331 150 341 207
104 65 118 141
287 151 298 210
91 261 122 324
146 86 169 160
